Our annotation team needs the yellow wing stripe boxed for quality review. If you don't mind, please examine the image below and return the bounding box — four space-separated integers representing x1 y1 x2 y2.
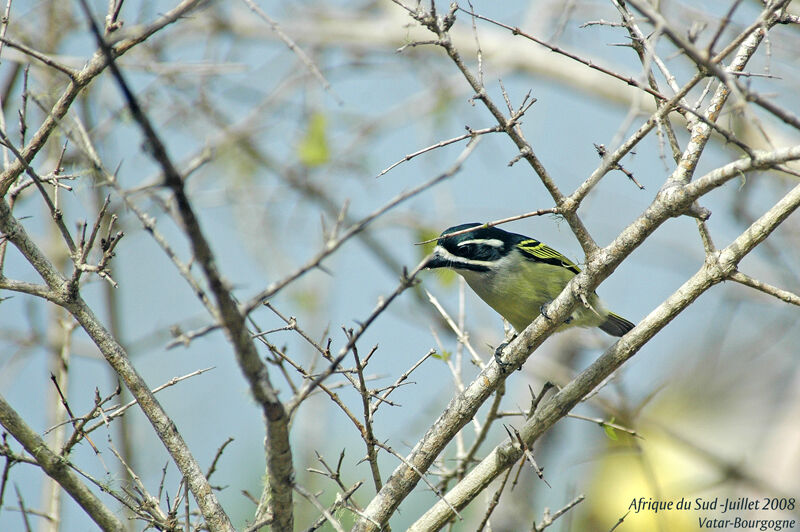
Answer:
517 239 581 274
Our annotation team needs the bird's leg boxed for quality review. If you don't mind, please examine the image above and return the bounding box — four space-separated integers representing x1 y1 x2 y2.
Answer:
494 335 517 372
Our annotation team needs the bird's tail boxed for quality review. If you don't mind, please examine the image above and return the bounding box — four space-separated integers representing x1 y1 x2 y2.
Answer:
599 312 635 337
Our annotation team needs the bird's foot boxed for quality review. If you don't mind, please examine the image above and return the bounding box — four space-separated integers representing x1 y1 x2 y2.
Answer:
494 337 517 373
539 301 573 324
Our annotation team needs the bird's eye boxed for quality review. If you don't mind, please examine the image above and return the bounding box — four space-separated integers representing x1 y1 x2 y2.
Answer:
457 243 476 256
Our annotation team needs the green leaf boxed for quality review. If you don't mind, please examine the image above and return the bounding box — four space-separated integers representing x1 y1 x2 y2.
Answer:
431 350 451 362
603 417 619 441
297 112 330 167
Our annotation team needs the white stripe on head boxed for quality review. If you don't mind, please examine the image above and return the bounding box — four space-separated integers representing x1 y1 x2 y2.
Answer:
457 238 504 248
433 245 495 269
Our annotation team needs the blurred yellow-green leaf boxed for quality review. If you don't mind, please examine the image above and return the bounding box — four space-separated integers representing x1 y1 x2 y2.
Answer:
216 143 257 183
603 418 619 441
415 227 439 256
291 287 321 314
298 112 330 167
431 87 455 128
579 430 709 532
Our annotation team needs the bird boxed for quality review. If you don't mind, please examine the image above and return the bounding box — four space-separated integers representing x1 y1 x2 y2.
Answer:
423 223 634 364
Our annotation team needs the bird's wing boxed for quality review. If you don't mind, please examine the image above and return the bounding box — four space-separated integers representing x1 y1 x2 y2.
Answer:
516 239 581 274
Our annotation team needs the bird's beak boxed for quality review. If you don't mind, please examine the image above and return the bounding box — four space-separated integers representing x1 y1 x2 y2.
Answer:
422 247 447 269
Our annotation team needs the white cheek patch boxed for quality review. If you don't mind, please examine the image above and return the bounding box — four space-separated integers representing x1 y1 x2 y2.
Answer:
457 238 504 248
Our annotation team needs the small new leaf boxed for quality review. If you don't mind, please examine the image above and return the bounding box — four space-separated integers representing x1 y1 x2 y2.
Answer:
432 350 451 362
298 112 330 167
603 417 619 441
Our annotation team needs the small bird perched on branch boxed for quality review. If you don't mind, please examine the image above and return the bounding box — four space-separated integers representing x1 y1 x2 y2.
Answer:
423 223 634 366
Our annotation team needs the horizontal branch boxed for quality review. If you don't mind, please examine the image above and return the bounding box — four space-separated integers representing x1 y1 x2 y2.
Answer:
0 278 63 303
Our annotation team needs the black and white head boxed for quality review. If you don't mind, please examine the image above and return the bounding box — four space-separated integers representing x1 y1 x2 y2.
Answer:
424 223 525 273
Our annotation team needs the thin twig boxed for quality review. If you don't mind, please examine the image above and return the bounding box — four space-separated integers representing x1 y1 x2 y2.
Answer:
566 413 641 439
373 440 462 520
293 483 347 532
80 367 215 437
475 467 511 531
286 138 482 414
532 494 585 531
729 271 800 306
240 0 340 103
376 125 501 178
0 129 76 253
415 208 560 245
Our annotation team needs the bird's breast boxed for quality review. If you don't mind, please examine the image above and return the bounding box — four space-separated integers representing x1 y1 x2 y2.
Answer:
456 259 572 332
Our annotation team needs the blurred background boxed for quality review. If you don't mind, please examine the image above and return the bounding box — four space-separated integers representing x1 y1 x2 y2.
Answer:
0 0 799 530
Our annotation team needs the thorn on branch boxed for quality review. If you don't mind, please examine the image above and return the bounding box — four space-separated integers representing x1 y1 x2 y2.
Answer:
594 143 644 189
468 88 487 106
503 424 550 488
508 146 531 167
527 382 554 420
396 40 442 53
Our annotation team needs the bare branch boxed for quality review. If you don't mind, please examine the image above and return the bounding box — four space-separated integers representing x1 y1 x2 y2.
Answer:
728 271 800 306
0 394 124 531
